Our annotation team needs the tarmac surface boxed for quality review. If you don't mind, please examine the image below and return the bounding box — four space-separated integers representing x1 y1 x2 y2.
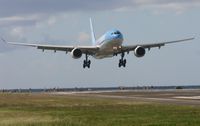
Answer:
56 89 200 106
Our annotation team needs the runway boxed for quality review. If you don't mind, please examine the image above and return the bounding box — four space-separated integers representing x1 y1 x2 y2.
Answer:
60 89 200 106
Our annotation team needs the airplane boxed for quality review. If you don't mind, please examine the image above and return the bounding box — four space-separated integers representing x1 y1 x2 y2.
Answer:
2 18 194 68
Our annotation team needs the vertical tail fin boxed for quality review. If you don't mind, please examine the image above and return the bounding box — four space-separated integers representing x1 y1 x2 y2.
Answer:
90 18 96 46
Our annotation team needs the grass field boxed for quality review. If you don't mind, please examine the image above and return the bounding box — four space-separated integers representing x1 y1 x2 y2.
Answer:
0 93 200 126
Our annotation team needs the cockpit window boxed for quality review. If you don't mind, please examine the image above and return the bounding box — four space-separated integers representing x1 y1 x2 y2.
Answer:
112 31 121 35
116 31 121 34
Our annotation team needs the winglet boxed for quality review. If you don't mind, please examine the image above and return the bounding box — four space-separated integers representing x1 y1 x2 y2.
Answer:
90 18 96 46
1 37 7 43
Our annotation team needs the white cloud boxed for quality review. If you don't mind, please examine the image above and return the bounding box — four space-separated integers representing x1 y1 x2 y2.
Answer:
0 15 39 22
35 15 57 28
0 0 199 18
134 0 200 13
0 1 198 28
0 15 45 28
77 32 90 43
47 16 57 26
10 27 25 39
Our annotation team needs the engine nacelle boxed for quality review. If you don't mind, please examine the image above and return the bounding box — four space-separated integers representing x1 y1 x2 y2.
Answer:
134 46 146 57
71 48 82 59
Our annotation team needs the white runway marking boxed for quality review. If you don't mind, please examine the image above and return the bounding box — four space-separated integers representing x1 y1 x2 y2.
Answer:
174 96 200 100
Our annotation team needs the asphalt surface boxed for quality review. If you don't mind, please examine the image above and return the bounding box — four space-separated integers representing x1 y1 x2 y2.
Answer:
75 89 200 106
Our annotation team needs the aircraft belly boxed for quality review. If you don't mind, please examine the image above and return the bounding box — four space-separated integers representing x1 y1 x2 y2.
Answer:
93 39 122 59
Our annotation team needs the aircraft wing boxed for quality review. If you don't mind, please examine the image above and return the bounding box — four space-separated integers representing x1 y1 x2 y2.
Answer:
121 37 194 52
2 40 99 55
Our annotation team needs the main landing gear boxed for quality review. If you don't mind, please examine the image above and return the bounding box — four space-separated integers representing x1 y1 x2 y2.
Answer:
118 52 126 68
83 54 91 68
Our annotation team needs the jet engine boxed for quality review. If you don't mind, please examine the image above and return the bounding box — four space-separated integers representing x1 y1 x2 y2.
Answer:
134 46 146 57
71 48 82 59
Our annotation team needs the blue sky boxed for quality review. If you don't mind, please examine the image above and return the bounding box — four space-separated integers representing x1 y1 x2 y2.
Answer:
0 0 199 89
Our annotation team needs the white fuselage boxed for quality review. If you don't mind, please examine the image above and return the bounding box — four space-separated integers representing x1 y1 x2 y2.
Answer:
93 29 124 59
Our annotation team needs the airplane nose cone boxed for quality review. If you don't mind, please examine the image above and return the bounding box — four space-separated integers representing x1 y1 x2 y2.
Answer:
116 34 123 39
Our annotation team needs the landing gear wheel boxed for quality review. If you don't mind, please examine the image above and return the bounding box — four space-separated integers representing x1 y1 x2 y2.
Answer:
123 61 126 67
87 60 91 68
118 52 127 68
118 62 121 68
124 59 126 64
123 59 126 67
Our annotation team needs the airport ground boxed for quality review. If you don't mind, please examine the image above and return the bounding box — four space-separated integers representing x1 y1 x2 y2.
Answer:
0 89 200 126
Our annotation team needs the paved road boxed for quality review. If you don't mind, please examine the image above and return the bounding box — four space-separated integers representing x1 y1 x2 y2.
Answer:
78 89 200 106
